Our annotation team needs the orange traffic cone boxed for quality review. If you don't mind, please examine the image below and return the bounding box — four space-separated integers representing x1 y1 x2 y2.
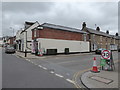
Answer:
91 57 100 73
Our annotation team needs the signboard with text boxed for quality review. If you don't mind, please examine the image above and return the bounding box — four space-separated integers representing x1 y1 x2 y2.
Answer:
101 50 111 60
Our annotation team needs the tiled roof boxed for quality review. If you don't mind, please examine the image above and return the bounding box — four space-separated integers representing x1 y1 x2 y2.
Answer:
114 36 120 39
41 23 87 34
86 27 113 38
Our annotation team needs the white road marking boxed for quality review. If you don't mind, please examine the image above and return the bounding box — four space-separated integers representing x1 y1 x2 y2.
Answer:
50 71 54 74
42 67 47 70
55 74 63 78
38 65 42 67
26 59 29 61
66 79 75 84
28 60 31 62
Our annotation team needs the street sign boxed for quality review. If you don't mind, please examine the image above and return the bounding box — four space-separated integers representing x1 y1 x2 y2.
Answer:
101 50 111 59
100 50 115 71
100 59 106 66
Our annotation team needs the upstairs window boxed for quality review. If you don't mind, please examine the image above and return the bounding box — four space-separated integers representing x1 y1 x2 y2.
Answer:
34 29 37 37
83 34 86 41
100 36 102 41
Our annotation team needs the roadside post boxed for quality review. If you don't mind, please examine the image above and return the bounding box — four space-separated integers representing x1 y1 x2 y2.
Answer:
100 50 115 71
25 49 27 57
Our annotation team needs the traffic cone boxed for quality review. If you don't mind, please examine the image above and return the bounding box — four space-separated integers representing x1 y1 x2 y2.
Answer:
91 57 100 73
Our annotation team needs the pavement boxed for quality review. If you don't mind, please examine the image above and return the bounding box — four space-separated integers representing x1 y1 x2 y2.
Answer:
80 62 119 89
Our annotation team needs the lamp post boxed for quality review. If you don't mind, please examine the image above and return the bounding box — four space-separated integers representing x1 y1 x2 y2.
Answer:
10 27 16 49
25 31 27 57
10 27 14 37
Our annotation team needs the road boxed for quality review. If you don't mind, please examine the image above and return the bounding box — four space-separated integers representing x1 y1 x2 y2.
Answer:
2 49 75 88
2 47 118 88
24 51 118 88
27 51 118 79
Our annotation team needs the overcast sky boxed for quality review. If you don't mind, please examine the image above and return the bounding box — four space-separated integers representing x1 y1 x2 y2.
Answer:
1 2 118 37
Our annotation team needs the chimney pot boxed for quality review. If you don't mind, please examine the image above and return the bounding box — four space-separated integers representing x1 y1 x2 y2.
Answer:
106 30 109 34
96 27 100 31
115 33 118 36
82 22 86 29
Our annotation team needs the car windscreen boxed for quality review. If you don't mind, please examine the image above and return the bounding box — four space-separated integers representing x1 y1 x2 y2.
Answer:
7 47 14 49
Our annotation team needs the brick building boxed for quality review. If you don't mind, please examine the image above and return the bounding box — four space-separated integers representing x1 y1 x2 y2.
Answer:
32 23 89 54
8 36 16 45
82 22 119 51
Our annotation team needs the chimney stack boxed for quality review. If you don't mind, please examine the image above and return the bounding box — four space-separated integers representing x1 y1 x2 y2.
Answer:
96 27 100 31
82 22 86 29
115 33 118 36
106 30 109 34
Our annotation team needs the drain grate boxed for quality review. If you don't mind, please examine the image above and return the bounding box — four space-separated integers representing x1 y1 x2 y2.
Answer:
89 75 113 84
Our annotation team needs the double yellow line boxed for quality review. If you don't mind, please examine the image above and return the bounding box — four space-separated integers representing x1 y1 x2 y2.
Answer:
72 68 92 88
72 60 119 88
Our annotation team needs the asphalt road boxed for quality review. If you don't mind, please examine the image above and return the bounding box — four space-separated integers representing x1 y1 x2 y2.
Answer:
2 49 75 88
28 51 118 80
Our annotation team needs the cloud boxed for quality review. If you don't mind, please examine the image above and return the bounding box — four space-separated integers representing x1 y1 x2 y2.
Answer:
2 2 54 14
2 2 118 37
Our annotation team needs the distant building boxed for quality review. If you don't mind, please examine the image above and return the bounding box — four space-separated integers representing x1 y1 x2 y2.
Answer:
16 29 24 51
0 37 3 47
7 36 16 45
2 36 11 45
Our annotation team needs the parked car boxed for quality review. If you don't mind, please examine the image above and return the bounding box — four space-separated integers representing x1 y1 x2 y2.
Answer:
118 48 120 52
95 48 106 54
5 46 16 53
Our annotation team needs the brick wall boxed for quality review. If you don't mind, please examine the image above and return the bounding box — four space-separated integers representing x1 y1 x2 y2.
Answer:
32 27 84 41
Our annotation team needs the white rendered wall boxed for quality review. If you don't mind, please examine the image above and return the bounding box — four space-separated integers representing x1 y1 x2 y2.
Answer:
37 38 89 53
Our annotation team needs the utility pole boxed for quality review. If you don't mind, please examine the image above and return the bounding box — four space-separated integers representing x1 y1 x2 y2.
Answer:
95 24 97 28
10 27 14 37
10 27 15 48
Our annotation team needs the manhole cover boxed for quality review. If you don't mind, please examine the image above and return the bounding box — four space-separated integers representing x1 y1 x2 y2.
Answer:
89 76 113 84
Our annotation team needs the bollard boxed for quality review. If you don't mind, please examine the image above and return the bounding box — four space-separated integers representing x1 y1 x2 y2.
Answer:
25 49 27 57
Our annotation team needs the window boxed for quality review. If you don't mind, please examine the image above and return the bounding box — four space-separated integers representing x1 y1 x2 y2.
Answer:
106 37 107 42
34 30 36 37
83 34 86 41
93 44 94 50
100 36 102 41
114 39 115 44
93 34 95 38
36 30 39 37
89 34 91 39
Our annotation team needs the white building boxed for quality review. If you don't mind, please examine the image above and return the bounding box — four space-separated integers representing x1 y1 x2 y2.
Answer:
17 21 39 52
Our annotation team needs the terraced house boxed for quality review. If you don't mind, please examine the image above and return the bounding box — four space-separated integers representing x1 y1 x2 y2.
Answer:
82 22 119 51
